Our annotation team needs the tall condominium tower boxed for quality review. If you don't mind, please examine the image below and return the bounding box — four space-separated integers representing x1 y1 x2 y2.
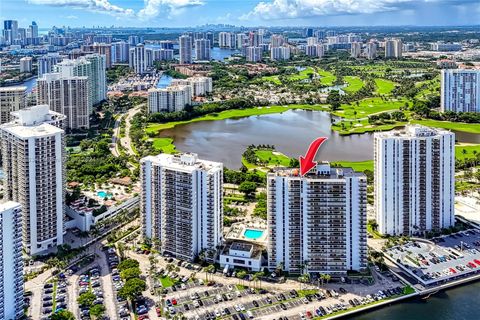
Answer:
246 46 262 62
37 72 90 129
0 105 66 255
37 54 63 77
141 153 223 262
350 42 362 58
365 41 377 60
195 39 211 61
374 125 455 236
171 76 213 97
0 86 26 124
179 35 193 64
441 69 480 113
54 53 106 107
129 43 147 74
0 201 24 320
385 38 402 58
112 41 130 63
267 163 368 276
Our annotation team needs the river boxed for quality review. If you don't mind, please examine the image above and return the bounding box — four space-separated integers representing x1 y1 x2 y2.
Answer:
160 109 479 169
352 281 480 320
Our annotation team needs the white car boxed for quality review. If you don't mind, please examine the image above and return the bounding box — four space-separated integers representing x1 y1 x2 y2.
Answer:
234 305 241 312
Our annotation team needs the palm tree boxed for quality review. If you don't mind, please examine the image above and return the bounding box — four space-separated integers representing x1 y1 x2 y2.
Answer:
253 271 264 289
324 274 331 284
237 270 247 286
203 265 215 282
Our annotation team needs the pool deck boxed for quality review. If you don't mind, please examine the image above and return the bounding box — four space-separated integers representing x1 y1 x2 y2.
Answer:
225 222 268 245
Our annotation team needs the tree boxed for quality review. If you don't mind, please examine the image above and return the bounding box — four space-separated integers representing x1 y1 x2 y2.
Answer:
237 270 247 285
50 310 75 320
121 267 142 281
90 304 106 319
118 278 147 301
118 259 140 272
238 181 257 198
77 291 96 307
203 264 215 281
327 90 341 111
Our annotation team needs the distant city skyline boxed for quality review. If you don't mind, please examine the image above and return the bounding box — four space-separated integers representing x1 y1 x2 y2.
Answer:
1 0 480 28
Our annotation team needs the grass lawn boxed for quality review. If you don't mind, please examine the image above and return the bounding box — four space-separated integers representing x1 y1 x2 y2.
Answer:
160 276 176 288
255 149 291 166
261 75 282 85
331 118 406 135
374 79 397 95
456 181 480 192
344 76 364 93
410 119 480 134
332 97 407 119
151 137 177 153
332 160 374 172
367 224 384 239
317 69 336 86
146 104 329 134
455 144 480 161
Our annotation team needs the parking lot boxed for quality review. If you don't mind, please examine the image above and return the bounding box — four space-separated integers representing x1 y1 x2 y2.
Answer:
386 228 480 286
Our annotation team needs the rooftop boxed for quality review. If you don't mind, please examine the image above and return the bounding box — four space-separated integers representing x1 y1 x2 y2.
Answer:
0 86 27 92
142 153 222 173
270 162 365 179
374 124 453 139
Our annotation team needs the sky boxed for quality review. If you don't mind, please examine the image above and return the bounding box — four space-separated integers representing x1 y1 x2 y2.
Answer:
1 0 480 29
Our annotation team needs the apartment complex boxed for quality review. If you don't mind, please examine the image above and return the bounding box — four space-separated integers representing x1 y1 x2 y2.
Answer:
374 125 455 236
0 201 24 320
270 47 291 61
111 41 130 63
171 76 213 97
19 57 33 73
147 85 192 113
37 54 63 76
365 42 377 60
37 72 90 129
246 46 262 62
129 43 147 74
141 153 223 262
267 163 368 276
0 105 66 255
195 39 211 61
0 86 26 124
441 69 480 113
305 44 324 58
351 42 362 58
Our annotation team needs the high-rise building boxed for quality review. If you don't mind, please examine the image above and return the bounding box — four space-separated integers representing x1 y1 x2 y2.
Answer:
147 85 192 113
270 46 291 61
248 31 263 47
152 49 174 62
128 35 143 46
37 73 90 129
305 44 324 58
141 153 223 262
82 43 112 68
306 37 318 46
3 20 18 44
171 76 213 97
267 163 368 275
111 41 130 63
270 34 285 48
27 21 38 38
385 38 402 58
219 32 234 48
0 105 66 255
195 39 211 61
304 28 314 37
129 43 147 74
246 46 262 62
0 201 24 320
0 86 26 124
38 54 63 76
236 33 248 50
350 42 362 58
159 40 174 50
206 32 214 48
374 125 455 236
179 35 193 64
365 41 377 60
441 69 480 113
19 57 33 73
54 54 106 107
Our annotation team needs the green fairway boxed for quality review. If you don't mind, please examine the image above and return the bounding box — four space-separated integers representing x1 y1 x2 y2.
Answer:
255 149 291 166
331 118 406 135
261 75 282 85
410 119 480 134
332 97 406 119
374 79 397 94
286 66 315 81
317 69 336 86
344 76 364 93
146 104 329 134
151 137 177 153
332 160 374 172
455 144 480 161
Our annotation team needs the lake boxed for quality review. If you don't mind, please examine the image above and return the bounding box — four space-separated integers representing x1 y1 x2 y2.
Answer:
159 109 479 169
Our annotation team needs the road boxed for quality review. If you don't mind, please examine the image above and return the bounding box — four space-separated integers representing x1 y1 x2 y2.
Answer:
111 114 124 157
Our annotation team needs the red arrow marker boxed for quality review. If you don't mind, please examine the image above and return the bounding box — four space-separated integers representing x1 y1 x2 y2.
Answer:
299 137 328 176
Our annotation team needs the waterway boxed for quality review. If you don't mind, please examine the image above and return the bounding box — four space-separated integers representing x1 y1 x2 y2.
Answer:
147 45 239 61
4 76 37 93
353 281 480 320
160 109 479 169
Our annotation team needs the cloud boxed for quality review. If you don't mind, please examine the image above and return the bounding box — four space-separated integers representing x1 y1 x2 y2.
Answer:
138 0 205 20
241 0 473 20
27 0 134 16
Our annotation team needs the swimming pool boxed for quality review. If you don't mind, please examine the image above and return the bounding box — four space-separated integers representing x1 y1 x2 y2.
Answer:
97 191 112 199
244 229 264 240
